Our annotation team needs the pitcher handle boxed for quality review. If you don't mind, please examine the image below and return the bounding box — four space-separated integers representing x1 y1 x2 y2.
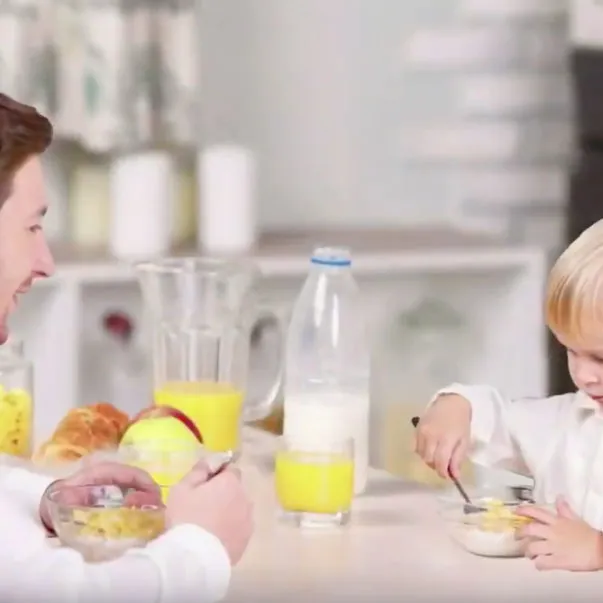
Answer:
242 306 285 423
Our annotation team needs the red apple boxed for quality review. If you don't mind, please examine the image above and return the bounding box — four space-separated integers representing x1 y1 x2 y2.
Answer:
126 405 203 444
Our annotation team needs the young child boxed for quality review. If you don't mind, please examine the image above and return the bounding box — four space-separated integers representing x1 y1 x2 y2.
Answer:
416 218 603 572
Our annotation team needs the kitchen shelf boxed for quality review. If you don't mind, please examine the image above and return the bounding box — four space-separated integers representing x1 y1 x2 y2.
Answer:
17 228 547 452
44 228 543 283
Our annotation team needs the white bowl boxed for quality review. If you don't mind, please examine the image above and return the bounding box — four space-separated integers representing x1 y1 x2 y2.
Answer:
437 484 535 558
441 507 525 558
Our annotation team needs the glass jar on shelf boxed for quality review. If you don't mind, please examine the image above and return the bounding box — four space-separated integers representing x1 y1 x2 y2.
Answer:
0 340 34 458
100 310 149 418
372 297 474 487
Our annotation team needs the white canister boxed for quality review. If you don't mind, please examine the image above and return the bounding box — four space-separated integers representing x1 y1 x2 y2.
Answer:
70 158 110 249
41 147 70 243
197 145 257 255
109 151 173 260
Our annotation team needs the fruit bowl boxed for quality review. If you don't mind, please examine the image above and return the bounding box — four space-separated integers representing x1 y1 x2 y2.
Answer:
44 482 165 562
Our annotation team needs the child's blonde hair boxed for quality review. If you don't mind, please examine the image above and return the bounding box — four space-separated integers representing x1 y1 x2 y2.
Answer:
546 219 603 344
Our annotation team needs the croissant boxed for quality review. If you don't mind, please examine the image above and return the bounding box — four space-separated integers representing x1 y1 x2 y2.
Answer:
33 402 130 465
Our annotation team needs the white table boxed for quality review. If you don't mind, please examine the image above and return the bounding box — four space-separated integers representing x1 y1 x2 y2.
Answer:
231 430 603 602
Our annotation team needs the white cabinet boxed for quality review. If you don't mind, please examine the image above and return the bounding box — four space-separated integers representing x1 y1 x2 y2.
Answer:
12 230 548 461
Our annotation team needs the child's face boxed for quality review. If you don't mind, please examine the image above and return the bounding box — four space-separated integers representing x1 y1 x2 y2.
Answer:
560 334 603 402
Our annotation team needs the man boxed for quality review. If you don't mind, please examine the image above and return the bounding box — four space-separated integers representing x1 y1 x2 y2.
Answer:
0 94 253 602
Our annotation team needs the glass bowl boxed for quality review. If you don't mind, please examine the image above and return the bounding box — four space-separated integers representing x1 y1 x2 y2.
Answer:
438 489 533 558
45 483 165 562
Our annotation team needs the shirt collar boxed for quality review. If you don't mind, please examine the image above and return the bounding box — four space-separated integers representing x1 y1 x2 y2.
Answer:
576 390 602 411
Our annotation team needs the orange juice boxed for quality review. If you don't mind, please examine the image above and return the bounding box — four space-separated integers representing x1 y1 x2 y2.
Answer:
275 451 354 514
148 470 186 504
153 471 185 504
127 461 189 504
154 381 244 452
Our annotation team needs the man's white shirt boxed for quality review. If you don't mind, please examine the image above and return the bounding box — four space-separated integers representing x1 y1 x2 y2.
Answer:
0 467 231 603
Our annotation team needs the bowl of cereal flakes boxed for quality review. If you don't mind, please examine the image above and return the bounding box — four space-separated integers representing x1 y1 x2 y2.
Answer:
437 484 535 558
44 482 165 562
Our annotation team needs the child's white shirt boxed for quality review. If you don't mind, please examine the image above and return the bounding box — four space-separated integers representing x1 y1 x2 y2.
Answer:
433 383 603 530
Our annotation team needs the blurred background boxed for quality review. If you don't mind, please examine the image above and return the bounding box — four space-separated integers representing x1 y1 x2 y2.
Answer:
2 0 596 478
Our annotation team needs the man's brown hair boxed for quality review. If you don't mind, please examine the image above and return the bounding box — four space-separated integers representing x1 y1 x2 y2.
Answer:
0 93 52 206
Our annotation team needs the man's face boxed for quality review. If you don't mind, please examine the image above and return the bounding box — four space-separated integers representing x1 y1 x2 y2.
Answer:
0 156 54 343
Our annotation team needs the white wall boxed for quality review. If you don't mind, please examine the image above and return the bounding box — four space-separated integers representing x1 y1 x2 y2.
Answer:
200 0 571 248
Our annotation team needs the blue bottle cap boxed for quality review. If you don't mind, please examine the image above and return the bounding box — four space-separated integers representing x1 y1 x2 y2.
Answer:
310 247 351 267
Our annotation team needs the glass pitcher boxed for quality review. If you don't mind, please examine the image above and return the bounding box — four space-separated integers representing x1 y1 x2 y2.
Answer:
372 297 473 487
136 258 284 455
0 339 34 458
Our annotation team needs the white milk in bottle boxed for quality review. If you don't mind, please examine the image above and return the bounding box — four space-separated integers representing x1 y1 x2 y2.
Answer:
283 247 370 494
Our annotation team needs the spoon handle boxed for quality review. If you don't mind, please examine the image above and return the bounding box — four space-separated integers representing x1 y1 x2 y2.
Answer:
448 473 472 505
207 452 234 479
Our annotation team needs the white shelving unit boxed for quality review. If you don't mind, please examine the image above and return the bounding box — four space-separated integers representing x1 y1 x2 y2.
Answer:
12 229 548 447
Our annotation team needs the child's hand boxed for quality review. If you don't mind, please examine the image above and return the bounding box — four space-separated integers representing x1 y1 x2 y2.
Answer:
515 497 603 572
414 394 471 479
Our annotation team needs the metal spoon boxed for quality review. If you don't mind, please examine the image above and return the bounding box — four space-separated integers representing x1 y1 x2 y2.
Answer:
206 452 234 478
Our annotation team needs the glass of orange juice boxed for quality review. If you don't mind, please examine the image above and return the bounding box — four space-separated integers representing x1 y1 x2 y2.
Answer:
118 440 206 503
275 436 354 528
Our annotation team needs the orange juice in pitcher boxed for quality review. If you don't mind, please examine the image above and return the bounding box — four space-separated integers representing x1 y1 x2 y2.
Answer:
155 381 244 452
136 257 283 457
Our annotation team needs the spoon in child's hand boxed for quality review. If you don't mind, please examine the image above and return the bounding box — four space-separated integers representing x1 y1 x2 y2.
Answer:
411 416 483 514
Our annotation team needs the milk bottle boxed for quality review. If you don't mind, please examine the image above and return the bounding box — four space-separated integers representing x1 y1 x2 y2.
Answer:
283 247 370 494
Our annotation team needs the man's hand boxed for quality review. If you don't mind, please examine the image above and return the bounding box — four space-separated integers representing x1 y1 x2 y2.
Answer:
39 461 162 532
516 497 603 572
166 462 253 566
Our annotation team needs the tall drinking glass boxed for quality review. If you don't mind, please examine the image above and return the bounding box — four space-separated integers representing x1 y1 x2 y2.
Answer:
136 258 283 456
